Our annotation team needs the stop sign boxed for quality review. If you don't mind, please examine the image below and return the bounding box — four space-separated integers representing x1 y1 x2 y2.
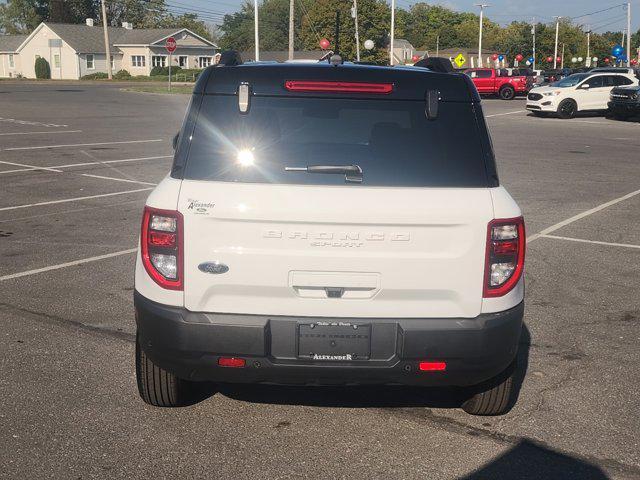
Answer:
165 37 177 53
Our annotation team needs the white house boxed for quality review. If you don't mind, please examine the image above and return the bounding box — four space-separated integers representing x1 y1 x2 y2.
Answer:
1 20 218 79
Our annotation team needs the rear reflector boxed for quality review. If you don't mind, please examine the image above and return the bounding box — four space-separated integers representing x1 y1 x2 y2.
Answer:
418 361 447 372
285 80 393 94
218 357 246 368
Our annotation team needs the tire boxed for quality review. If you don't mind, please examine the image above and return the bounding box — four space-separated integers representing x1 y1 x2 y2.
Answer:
462 362 515 416
557 99 577 119
499 85 515 100
136 333 197 407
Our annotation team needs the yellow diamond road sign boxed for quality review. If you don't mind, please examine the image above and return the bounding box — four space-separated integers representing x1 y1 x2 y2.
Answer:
454 53 466 68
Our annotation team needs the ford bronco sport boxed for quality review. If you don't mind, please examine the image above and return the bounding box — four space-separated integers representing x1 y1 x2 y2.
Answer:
135 60 526 415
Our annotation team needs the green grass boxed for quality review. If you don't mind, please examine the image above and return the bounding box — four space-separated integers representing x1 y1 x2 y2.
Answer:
123 85 194 94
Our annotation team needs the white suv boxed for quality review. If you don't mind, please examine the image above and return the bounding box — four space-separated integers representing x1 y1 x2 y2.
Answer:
526 72 638 118
134 60 526 415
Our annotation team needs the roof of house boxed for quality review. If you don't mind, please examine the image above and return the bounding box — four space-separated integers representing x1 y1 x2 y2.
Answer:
0 34 28 52
21 23 217 54
46 23 128 53
393 39 414 49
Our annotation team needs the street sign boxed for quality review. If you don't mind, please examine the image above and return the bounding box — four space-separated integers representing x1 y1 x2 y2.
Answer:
165 37 177 53
454 53 466 68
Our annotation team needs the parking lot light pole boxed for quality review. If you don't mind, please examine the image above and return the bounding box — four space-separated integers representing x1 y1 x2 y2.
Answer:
254 0 259 61
475 4 489 68
390 0 395 65
101 0 112 80
532 17 536 70
553 16 561 69
627 2 631 67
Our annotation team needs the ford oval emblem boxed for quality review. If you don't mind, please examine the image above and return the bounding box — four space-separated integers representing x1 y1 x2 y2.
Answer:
198 262 229 274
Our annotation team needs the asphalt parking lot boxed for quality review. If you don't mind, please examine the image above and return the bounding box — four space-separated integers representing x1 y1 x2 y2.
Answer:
1 82 639 479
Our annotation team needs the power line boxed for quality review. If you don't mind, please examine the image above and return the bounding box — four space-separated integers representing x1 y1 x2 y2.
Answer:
570 3 626 21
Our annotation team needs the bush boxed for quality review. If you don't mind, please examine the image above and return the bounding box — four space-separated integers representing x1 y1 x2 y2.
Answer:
113 69 131 79
150 65 182 76
81 72 109 80
34 57 51 79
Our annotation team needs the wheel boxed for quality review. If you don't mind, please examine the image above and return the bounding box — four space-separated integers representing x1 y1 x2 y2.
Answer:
557 99 577 119
462 362 515 416
136 333 197 407
499 85 515 100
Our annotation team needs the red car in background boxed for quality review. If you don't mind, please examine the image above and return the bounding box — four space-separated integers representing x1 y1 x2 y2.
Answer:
464 68 532 100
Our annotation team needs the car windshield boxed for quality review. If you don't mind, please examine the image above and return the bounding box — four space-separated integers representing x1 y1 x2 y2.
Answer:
553 73 590 87
183 95 490 187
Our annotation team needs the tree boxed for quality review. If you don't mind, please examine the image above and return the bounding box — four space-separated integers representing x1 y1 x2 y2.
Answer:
34 56 50 78
0 0 46 34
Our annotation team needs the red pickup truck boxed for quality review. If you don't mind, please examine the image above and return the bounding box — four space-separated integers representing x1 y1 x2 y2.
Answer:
464 68 532 100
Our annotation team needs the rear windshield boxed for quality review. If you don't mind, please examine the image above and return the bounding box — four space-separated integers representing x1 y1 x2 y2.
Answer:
182 95 490 187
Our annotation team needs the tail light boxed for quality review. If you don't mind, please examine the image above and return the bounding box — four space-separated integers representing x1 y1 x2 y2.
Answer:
483 217 525 298
141 206 183 290
284 80 393 94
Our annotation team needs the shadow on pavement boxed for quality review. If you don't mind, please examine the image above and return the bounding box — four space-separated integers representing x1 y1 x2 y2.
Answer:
459 438 610 480
211 324 532 412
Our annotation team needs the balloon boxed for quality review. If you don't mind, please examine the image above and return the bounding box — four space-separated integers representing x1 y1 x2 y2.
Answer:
515 54 524 62
546 56 553 63
578 56 583 62
412 54 420 62
592 56 598 61
525 60 531 66
556 56 561 63
571 57 578 63
631 59 638 65
604 57 610 63
492 53 498 60
612 44 624 57
364 39 374 50
528 57 535 63
498 54 504 61
319 38 330 50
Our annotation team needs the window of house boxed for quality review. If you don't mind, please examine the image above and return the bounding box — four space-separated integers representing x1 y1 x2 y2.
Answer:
152 55 166 67
178 56 188 68
53 54 60 68
8 54 14 68
86 54 94 69
132 55 145 67
198 56 212 68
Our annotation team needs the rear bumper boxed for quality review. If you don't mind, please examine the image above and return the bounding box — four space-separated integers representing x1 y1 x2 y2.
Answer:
135 291 524 387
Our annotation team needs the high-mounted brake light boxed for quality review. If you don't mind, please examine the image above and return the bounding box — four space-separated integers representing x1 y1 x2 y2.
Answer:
141 206 183 290
483 217 525 298
284 80 393 94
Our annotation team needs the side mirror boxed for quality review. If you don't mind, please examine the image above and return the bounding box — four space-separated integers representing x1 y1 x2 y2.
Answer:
172 132 179 150
580 84 590 90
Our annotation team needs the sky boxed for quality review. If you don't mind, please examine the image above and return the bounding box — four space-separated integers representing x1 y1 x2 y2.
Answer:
177 0 640 32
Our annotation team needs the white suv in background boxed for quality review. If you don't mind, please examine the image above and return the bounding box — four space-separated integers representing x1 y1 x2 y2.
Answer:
526 72 638 118
134 59 526 416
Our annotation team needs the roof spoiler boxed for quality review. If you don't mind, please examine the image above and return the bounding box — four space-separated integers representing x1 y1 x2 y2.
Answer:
414 57 454 73
217 50 243 66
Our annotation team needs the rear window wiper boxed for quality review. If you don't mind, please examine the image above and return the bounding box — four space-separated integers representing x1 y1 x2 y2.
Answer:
285 165 363 183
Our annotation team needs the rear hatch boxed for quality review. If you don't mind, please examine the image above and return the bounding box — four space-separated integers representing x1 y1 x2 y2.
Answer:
176 65 497 319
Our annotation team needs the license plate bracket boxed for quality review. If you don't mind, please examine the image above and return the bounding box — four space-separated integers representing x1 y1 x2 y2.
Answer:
298 322 371 361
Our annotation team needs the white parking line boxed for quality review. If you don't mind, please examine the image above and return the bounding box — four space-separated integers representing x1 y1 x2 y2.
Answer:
541 235 640 250
81 174 157 186
528 188 640 243
0 160 63 173
0 188 152 212
486 110 526 118
0 130 82 136
0 155 172 175
0 248 137 282
3 139 162 151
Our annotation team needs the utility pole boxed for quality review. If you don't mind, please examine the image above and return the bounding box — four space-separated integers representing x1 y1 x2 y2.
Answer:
561 43 565 68
436 35 439 56
254 0 259 61
532 17 536 70
553 16 561 69
353 0 360 61
626 2 631 67
288 0 294 60
390 0 395 65
586 29 591 66
100 0 112 80
475 4 489 68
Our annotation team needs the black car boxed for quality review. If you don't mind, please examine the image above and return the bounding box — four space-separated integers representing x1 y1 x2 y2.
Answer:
608 85 640 120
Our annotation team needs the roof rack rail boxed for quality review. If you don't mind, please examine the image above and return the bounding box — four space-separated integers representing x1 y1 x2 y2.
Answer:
414 57 454 73
217 50 243 66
